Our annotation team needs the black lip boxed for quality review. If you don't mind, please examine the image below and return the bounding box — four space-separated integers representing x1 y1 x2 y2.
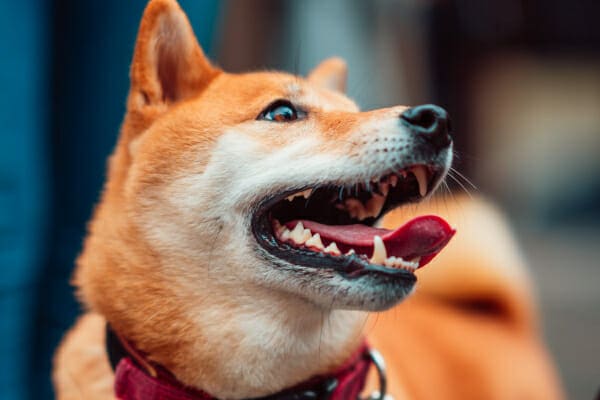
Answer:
252 210 417 281
250 164 446 281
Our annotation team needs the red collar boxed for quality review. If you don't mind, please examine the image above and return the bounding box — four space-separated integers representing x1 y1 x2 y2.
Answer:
106 325 382 400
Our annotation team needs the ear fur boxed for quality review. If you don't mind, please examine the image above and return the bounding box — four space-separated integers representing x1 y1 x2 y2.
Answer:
307 57 348 93
128 0 219 112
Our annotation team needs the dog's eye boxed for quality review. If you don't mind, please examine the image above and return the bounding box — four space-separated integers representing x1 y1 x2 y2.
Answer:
258 100 301 122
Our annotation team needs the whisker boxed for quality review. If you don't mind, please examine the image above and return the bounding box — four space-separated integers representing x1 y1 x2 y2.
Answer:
447 172 474 199
449 167 478 190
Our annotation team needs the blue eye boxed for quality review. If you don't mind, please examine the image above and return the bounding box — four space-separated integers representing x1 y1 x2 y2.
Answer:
258 100 300 122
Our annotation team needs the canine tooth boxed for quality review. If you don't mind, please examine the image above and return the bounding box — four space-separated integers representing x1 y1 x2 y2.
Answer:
281 228 291 241
370 235 387 264
290 222 311 244
411 166 428 197
302 189 312 199
389 175 398 187
324 242 341 256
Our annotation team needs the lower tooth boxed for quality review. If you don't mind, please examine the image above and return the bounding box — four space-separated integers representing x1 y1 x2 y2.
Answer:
305 233 324 250
370 236 387 264
324 242 341 255
290 222 311 244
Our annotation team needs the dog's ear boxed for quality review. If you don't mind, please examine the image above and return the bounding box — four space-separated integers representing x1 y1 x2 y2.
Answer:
307 57 347 93
127 0 219 114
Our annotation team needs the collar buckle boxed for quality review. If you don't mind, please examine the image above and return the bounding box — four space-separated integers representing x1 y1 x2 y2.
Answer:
359 348 388 400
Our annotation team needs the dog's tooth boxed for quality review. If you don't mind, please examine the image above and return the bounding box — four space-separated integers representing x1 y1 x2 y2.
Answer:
324 242 341 256
389 175 399 187
345 249 356 256
365 194 386 218
281 228 291 241
305 233 324 250
379 181 389 196
411 166 428 197
397 256 419 270
272 219 285 236
370 235 387 264
302 189 313 199
345 198 367 220
290 222 311 244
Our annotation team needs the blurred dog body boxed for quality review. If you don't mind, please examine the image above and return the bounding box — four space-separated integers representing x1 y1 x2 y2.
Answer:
53 1 563 399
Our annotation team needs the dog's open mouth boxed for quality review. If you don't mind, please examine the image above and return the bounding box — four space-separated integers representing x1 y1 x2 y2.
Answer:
252 164 455 279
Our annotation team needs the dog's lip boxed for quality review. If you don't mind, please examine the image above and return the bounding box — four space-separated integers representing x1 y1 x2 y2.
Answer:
253 166 446 220
250 166 450 279
252 213 419 281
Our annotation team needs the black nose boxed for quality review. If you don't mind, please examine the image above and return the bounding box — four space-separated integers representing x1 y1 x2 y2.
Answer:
400 104 452 149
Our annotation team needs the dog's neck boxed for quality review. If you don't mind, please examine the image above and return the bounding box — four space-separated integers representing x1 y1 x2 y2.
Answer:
103 269 368 399
178 288 368 398
107 321 373 400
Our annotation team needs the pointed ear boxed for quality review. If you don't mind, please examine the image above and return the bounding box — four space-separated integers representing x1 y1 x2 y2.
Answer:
128 0 219 112
307 57 347 93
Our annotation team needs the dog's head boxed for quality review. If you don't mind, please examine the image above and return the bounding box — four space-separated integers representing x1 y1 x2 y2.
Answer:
75 0 454 396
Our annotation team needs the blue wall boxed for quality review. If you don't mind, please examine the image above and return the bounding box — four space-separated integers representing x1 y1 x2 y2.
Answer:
0 1 219 398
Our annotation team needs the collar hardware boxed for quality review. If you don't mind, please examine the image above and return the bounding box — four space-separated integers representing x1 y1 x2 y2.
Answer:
360 348 388 400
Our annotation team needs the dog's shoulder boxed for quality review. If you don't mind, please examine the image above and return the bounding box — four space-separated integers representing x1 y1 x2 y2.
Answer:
53 312 114 400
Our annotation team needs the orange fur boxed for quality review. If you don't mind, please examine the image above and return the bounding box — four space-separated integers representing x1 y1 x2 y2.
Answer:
53 1 564 399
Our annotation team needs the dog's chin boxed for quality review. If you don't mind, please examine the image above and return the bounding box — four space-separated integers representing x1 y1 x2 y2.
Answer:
259 255 417 311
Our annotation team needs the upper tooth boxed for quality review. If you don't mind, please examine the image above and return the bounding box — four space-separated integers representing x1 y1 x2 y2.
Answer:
365 194 386 218
411 166 428 197
378 182 389 196
324 242 341 255
286 189 313 202
389 175 398 188
370 235 387 264
345 198 367 220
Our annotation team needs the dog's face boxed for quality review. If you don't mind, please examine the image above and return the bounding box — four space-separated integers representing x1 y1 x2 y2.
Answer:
75 0 454 395
131 69 454 313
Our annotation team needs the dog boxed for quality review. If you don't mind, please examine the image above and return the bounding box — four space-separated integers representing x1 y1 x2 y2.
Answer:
53 1 564 398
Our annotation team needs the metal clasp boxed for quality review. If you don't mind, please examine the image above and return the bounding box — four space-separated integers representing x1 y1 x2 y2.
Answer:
359 348 391 400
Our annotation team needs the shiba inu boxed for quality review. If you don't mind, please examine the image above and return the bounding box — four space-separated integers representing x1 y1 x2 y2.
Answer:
53 0 564 399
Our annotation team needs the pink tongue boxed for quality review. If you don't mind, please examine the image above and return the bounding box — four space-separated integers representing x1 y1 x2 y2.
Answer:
286 215 455 268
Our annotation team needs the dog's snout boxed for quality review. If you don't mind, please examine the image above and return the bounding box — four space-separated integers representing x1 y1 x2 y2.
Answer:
400 104 452 150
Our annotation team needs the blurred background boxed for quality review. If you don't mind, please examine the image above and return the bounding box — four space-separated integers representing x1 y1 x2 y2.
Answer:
1 0 599 398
